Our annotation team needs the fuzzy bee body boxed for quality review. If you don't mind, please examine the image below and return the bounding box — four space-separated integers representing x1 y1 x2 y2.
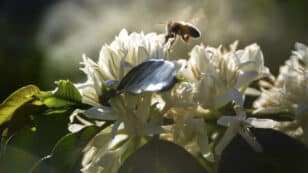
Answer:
165 21 201 47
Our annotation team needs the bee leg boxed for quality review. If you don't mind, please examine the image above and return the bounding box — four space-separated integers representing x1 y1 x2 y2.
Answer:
165 33 176 50
165 33 175 43
182 34 190 42
169 37 176 47
164 34 170 43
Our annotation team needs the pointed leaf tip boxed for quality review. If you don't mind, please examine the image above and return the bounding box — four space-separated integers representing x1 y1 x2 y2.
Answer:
0 85 40 125
117 59 178 94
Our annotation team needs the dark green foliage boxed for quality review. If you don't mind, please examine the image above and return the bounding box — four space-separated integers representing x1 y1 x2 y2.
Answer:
218 128 308 173
118 139 207 173
0 108 72 173
31 126 100 173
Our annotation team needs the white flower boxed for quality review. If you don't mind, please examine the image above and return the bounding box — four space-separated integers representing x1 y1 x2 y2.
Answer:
179 42 269 109
70 30 170 172
161 81 196 109
254 43 308 120
215 106 276 155
161 113 213 161
109 93 164 136
81 130 129 173
75 55 104 107
80 93 164 137
75 93 164 173
97 29 167 81
76 29 168 106
254 43 308 144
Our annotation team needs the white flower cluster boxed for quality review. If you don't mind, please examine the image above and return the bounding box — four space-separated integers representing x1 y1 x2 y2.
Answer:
254 43 308 144
70 29 276 173
178 41 269 109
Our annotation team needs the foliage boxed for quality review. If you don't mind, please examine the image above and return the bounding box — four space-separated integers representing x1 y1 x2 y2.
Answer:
1 29 308 173
35 80 82 108
0 85 39 125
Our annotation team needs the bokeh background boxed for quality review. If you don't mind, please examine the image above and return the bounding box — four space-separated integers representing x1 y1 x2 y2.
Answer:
1 0 308 101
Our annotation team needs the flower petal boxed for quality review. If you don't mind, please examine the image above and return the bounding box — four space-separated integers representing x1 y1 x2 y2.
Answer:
143 123 165 135
244 87 261 96
217 116 240 127
197 134 214 161
68 123 86 133
239 129 263 152
245 118 277 129
238 61 257 72
135 94 151 124
215 88 243 108
295 104 308 117
253 107 283 114
215 127 237 155
236 71 258 88
84 107 117 121
111 120 122 138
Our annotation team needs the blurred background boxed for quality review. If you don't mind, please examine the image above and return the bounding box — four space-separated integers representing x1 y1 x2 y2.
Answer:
1 0 308 101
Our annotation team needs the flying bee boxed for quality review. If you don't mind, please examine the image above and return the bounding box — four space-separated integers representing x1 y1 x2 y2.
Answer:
164 21 201 48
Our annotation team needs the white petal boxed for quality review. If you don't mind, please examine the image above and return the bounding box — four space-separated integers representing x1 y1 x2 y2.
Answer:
245 118 277 129
84 107 117 121
118 29 128 39
82 147 97 168
109 134 128 149
252 107 282 114
143 124 165 135
236 71 258 87
239 129 263 152
68 124 86 133
79 86 101 107
119 56 133 79
136 94 151 123
229 40 239 51
197 134 214 162
215 88 243 108
69 109 83 122
244 87 261 96
215 127 237 155
217 116 240 127
303 126 308 146
238 61 257 72
125 94 138 109
295 104 308 117
111 120 122 138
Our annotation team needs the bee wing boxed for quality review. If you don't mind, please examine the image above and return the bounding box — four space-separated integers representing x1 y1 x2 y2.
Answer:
189 8 205 24
187 9 203 38
187 24 201 38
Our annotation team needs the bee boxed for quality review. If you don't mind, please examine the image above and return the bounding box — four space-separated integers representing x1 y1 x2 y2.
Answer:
164 21 201 48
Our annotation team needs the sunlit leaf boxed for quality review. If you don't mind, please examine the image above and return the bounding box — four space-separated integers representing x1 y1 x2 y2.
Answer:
118 139 207 173
0 85 40 125
36 80 82 108
117 59 178 94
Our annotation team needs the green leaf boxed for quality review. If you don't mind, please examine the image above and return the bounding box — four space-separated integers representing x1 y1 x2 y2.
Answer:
118 139 207 173
0 109 72 173
31 126 100 173
117 59 178 94
0 127 41 173
120 136 148 162
36 80 82 108
218 128 308 173
0 85 40 125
